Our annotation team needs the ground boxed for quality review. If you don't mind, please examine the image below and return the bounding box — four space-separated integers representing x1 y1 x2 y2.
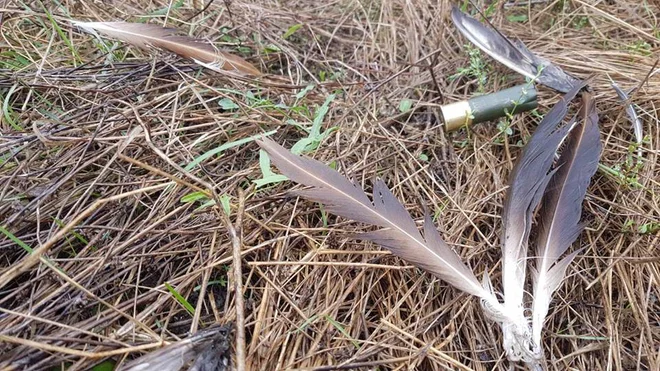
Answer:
0 0 658 370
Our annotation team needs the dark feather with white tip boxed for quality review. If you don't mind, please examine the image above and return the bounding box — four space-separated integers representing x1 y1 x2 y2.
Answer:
531 93 601 348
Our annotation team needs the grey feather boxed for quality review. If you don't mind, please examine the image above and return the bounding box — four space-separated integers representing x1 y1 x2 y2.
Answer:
531 93 601 347
119 325 232 371
498 80 588 364
451 6 580 93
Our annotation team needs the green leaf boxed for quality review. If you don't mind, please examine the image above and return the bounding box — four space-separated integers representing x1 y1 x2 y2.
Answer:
290 137 314 155
0 226 34 253
418 153 429 161
180 191 209 204
164 282 195 316
91 360 116 371
254 174 289 187
311 94 335 138
324 315 360 348
3 85 22 130
185 130 277 171
398 99 413 113
283 24 303 40
295 84 315 99
263 44 281 53
218 97 239 110
197 199 217 210
219 194 231 215
254 149 288 187
507 14 528 23
638 223 659 234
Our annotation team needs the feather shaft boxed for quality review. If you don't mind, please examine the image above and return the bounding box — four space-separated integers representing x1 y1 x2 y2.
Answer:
73 21 261 76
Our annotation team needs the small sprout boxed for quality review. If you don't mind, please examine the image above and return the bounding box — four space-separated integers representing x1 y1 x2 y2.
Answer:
638 223 659 234
450 44 489 92
507 14 528 23
497 120 513 136
218 97 239 110
219 194 231 216
283 24 303 40
399 99 413 113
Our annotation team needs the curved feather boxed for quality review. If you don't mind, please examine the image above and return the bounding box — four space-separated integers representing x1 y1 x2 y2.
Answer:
451 7 579 93
258 137 496 301
531 93 601 346
73 21 261 76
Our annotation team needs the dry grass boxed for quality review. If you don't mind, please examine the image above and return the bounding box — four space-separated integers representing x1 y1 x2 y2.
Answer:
0 0 658 370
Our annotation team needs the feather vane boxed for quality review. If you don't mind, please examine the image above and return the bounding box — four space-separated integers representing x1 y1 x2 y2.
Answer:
531 93 601 346
73 21 261 76
451 7 579 93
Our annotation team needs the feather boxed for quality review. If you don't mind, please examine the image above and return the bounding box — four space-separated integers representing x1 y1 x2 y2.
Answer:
450 7 579 93
257 137 501 304
73 21 261 76
499 80 588 361
611 83 643 147
119 325 231 371
531 92 601 347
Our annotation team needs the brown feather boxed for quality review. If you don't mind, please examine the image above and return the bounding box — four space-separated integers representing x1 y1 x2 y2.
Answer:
257 138 494 300
74 21 261 76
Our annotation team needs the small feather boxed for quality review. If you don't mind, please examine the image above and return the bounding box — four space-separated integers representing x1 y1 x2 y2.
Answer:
611 83 643 146
73 21 261 76
119 325 232 371
531 92 601 347
258 138 498 302
451 7 579 93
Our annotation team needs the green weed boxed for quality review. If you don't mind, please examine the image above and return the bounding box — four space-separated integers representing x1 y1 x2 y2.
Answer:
164 282 195 316
255 94 338 187
450 44 490 92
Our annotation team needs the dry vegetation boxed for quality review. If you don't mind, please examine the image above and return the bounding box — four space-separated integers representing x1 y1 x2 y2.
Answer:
0 0 658 370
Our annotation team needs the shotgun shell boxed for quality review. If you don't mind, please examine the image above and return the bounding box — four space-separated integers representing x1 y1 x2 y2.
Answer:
441 84 538 132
